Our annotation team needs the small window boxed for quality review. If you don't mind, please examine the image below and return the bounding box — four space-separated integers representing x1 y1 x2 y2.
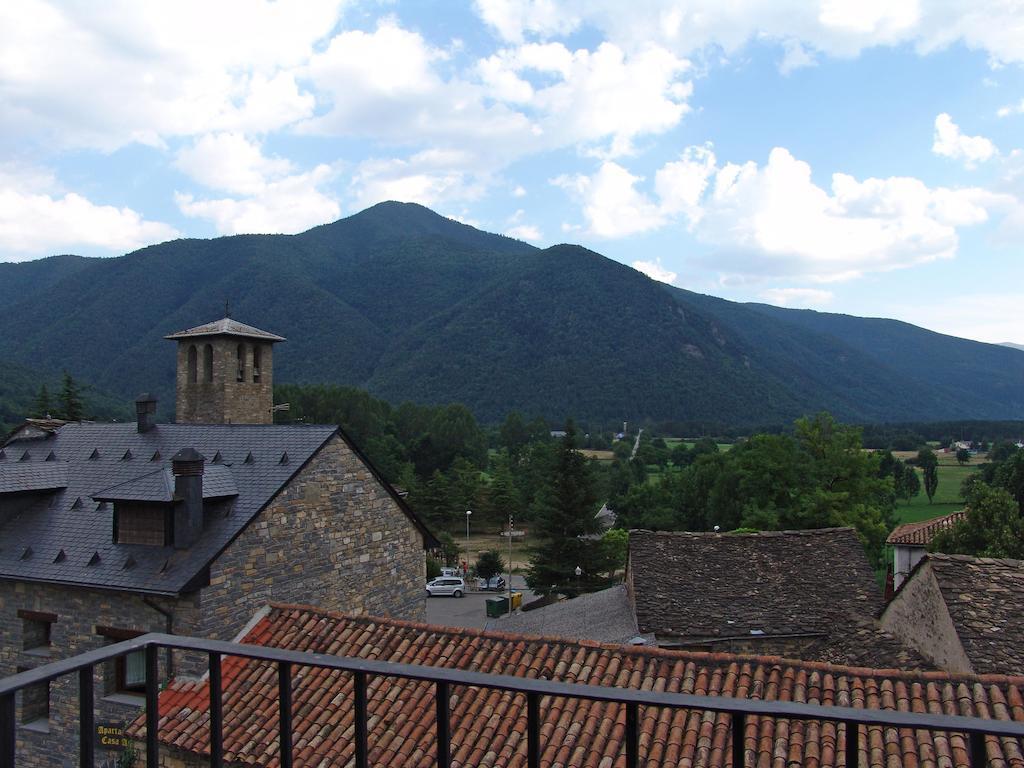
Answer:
118 650 147 693
97 627 147 695
115 505 170 546
18 671 49 726
252 345 262 383
18 610 55 653
187 345 198 384
204 344 214 383
236 343 245 382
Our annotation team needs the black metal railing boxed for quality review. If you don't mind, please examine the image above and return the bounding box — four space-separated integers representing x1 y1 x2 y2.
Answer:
2 632 1023 768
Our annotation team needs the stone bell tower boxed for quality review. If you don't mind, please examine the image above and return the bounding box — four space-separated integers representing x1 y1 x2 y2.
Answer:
165 316 285 424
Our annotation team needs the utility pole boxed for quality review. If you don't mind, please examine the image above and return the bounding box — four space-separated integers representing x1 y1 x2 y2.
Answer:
507 513 514 616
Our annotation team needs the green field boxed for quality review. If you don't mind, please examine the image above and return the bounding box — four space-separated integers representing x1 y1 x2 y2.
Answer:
893 461 978 524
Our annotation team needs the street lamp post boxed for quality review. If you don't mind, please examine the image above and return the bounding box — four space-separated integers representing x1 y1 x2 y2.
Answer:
507 513 514 616
465 510 472 575
574 565 582 596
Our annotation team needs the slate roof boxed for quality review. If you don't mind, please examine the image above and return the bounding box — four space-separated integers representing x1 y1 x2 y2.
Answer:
92 465 238 502
629 529 883 639
0 422 336 594
0 461 69 494
164 317 285 342
887 511 966 547
136 604 1024 768
926 553 1024 675
487 585 642 644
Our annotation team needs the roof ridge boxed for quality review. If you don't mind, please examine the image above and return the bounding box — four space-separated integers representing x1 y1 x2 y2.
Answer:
262 602 1024 684
927 551 1024 568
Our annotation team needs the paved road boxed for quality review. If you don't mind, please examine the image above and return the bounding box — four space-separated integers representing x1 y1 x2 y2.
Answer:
425 575 534 630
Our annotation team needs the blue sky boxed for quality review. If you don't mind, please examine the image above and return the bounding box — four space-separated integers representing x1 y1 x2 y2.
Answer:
2 0 1023 344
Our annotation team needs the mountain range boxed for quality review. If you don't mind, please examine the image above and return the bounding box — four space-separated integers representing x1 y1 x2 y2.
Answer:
1 201 1021 427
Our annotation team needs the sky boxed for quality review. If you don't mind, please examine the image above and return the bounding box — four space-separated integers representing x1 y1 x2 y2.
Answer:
1 1 1023 345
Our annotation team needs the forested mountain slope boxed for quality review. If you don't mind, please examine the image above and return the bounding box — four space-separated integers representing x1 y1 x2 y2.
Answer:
0 201 1020 425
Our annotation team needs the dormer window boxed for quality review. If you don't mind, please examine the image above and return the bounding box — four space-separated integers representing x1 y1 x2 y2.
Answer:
114 503 171 546
236 343 246 382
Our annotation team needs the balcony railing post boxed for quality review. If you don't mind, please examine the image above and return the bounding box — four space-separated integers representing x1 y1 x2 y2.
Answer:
732 711 745 768
527 692 540 768
626 701 639 768
435 680 450 768
209 653 223 768
146 643 159 767
845 721 859 768
79 666 95 768
278 662 293 768
1 691 14 768
969 731 987 768
353 671 368 768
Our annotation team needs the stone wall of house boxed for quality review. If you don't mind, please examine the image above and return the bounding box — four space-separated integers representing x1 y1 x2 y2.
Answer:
880 562 973 674
174 338 274 425
0 581 201 768
196 433 427 643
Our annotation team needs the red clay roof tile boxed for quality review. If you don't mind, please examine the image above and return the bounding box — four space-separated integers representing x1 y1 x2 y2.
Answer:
135 603 1024 767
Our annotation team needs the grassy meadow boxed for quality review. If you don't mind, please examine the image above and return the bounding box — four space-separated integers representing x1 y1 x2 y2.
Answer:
892 451 980 524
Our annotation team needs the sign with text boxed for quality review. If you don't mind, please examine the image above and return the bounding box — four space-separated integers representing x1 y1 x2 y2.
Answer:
96 724 129 750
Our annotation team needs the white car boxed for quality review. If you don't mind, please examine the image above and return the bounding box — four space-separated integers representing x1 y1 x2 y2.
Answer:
476 576 506 591
426 577 466 598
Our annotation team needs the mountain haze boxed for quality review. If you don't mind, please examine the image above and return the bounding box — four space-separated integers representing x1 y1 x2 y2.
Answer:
1 201 1021 426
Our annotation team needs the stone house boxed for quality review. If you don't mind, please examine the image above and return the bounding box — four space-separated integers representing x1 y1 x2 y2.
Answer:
881 552 1024 675
134 602 1024 767
886 510 965 590
0 316 435 767
624 529 926 667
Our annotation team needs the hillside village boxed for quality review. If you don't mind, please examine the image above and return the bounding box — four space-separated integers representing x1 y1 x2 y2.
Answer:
4 2 1024 766
2 315 1023 767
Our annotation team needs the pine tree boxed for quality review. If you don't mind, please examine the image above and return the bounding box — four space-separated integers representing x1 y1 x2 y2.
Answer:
525 421 609 597
59 371 84 421
32 384 52 418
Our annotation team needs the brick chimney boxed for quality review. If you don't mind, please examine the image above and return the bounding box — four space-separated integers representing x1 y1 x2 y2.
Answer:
135 393 157 433
171 448 204 549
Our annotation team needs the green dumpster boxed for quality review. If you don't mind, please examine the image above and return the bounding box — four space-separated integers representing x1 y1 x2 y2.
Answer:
485 596 508 618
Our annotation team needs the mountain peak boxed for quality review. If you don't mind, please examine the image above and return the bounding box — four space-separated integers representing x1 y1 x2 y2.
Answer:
298 201 536 255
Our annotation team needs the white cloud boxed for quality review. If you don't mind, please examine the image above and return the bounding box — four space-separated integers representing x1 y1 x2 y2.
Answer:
632 259 678 284
506 224 543 241
892 293 1024 345
512 185 527 198
552 162 665 237
473 0 1024 67
175 133 293 196
349 149 488 209
997 99 1024 117
758 287 833 308
176 163 341 235
555 144 1020 282
504 209 543 241
0 0 341 150
0 166 178 261
932 113 997 168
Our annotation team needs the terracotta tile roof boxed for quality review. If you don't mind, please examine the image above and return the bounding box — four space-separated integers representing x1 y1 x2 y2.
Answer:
887 512 966 546
629 528 883 639
137 604 1024 767
927 553 1024 675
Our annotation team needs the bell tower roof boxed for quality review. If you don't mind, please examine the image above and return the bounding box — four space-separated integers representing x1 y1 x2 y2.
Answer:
164 317 285 343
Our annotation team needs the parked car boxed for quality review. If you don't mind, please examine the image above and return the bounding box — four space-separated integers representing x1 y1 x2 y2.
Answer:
426 577 466 597
476 576 506 591
439 567 462 578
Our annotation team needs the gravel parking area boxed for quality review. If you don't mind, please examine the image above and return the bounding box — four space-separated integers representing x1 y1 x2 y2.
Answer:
425 575 534 630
